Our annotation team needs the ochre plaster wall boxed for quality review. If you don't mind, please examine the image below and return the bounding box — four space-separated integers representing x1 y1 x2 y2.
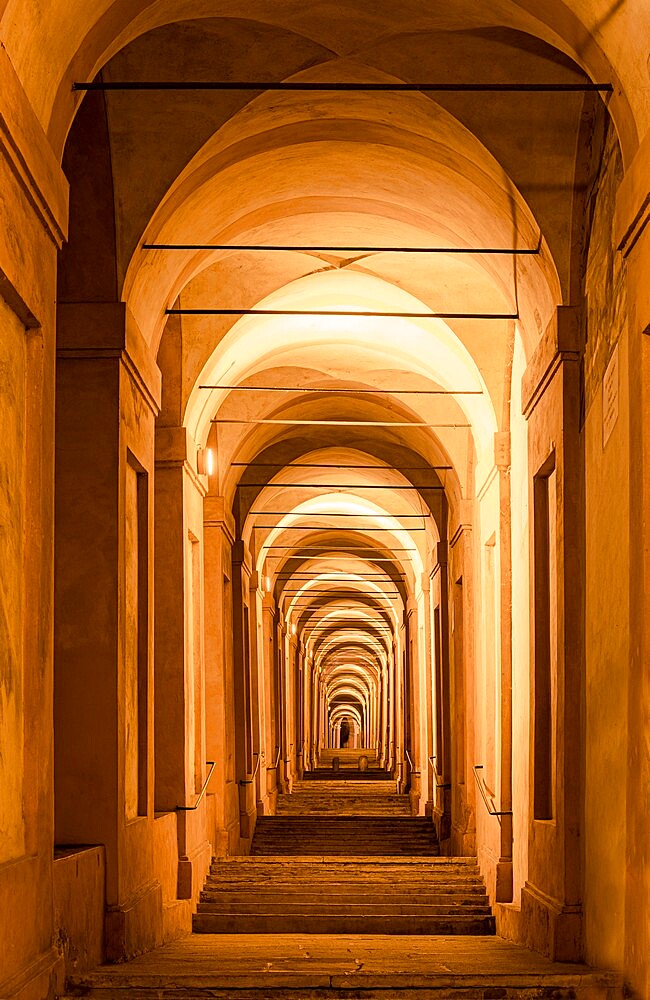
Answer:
53 847 105 978
581 126 633 982
509 336 531 904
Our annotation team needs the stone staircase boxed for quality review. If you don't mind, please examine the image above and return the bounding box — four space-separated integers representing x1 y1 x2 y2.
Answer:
305 748 388 779
193 777 495 935
59 776 623 999
193 856 495 934
276 778 410 815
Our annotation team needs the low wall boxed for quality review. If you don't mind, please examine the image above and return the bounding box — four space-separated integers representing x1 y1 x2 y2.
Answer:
53 846 105 978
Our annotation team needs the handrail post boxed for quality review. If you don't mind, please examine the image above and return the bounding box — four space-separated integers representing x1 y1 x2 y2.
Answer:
472 764 513 821
176 760 216 811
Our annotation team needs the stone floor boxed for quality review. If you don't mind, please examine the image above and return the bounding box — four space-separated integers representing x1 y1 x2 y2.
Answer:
64 933 622 998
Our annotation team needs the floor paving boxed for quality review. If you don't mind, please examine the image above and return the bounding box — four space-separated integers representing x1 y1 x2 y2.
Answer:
63 933 622 998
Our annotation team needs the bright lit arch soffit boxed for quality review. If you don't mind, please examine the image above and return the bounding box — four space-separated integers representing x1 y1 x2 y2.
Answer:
2 2 640 165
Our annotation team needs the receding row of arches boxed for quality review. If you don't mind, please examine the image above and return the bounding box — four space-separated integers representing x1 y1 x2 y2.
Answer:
0 4 648 999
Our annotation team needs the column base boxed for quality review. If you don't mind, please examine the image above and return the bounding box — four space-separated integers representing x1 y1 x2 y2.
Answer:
521 882 582 962
0 947 64 1000
105 880 163 962
177 839 212 900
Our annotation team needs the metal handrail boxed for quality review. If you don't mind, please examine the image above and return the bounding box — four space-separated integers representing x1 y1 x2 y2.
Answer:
176 760 216 811
472 765 512 818
266 745 281 769
239 751 263 785
428 754 450 788
404 748 414 770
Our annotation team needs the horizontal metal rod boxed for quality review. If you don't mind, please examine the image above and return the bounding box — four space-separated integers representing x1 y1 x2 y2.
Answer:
252 524 427 532
303 624 395 629
302 604 389 616
253 525 427 530
263 545 417 550
74 81 612 93
201 384 482 393
242 483 443 489
281 580 399 599
172 308 516 320
300 617 396 622
251 511 428 518
233 463 451 469
271 557 414 563
214 418 469 427
150 243 539 255
299 618 395 623
306 627 394 632
275 573 404 578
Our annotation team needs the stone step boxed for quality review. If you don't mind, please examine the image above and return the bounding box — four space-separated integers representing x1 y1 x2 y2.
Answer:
200 891 489 905
196 901 493 916
250 846 439 855
61 935 624 1000
192 912 497 935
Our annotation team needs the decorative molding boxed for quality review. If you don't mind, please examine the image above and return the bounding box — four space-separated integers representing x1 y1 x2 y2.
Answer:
522 307 580 419
56 302 162 413
615 129 650 258
0 46 68 248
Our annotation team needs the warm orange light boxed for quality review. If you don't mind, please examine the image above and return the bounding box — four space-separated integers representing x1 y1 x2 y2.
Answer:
197 447 214 476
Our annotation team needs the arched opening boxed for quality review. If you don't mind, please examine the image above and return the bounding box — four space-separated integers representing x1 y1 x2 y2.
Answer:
1 4 647 996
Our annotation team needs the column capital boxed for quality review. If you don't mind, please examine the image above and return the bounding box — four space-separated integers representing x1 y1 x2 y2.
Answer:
57 302 162 414
615 129 650 259
203 495 235 543
522 306 580 420
0 45 69 249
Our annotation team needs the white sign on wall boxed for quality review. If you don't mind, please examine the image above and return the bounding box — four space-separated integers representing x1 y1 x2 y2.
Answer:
602 343 619 448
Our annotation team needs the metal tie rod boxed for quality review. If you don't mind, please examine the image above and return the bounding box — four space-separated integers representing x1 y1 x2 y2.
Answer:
250 511 429 517
253 525 427 530
241 483 444 489
148 243 539 255
171 308 516 320
232 463 452 469
74 81 612 93
201 385 483 393
213 419 469 427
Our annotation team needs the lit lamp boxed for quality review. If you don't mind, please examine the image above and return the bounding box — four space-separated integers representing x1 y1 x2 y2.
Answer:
197 447 214 476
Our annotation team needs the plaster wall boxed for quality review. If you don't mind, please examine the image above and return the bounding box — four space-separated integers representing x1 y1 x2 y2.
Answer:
474 473 504 899
510 335 531 903
0 48 64 999
582 127 631 978
0 295 26 865
52 847 105 978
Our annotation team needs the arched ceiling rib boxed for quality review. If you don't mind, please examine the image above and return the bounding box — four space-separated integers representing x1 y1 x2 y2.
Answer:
1 1 641 160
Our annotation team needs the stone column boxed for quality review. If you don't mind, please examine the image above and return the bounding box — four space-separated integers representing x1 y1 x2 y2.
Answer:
55 302 162 960
520 306 582 960
431 542 452 850
614 145 650 998
232 539 256 845
406 599 422 815
449 502 477 857
248 573 267 815
495 431 514 903
261 594 279 812
203 496 238 857
154 426 212 901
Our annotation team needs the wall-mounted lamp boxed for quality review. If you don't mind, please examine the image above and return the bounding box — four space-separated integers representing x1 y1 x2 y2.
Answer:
291 623 297 636
265 575 271 593
197 447 214 476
